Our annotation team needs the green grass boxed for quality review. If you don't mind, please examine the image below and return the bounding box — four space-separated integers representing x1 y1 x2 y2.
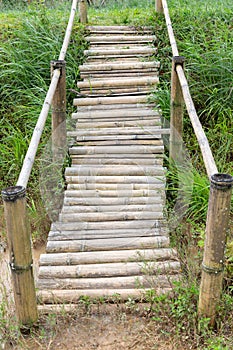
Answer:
154 0 233 175
0 1 87 240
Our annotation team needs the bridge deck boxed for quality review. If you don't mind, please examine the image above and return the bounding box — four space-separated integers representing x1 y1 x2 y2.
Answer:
37 25 180 304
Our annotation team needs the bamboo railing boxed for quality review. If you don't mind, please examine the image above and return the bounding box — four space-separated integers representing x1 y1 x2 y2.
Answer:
2 0 78 326
156 0 233 327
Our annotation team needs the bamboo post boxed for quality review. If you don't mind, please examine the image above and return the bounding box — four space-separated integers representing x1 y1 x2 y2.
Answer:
170 56 185 163
156 0 163 13
198 173 233 327
1 186 38 326
79 0 88 24
51 60 67 163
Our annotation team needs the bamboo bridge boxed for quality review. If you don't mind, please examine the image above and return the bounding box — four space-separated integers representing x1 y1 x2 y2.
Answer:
2 0 232 325
37 24 180 304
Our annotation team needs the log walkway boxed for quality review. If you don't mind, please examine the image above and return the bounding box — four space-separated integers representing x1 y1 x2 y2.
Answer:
37 25 180 305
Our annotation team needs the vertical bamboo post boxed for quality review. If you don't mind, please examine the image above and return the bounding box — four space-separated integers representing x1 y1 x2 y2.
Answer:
156 0 163 13
170 56 185 163
1 186 38 326
79 0 88 24
198 173 233 327
51 60 67 163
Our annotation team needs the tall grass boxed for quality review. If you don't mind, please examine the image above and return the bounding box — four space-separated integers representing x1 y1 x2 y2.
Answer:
0 2 87 240
155 0 233 175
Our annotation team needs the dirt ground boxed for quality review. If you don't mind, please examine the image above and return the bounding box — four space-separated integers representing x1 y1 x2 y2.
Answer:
17 306 190 350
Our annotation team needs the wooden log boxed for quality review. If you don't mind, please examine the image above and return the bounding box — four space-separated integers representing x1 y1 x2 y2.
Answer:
37 274 178 290
76 103 155 111
74 141 165 147
46 236 169 253
51 60 67 163
48 226 167 241
73 128 167 139
89 44 151 51
65 181 165 191
39 248 177 266
84 47 157 56
79 61 159 72
37 289 153 305
73 95 148 106
61 204 163 214
75 119 161 129
71 157 163 166
73 115 160 123
77 76 159 89
79 88 154 95
73 127 165 137
170 56 184 162
48 227 167 241
75 135 163 142
198 173 233 327
156 0 163 13
81 72 158 79
65 165 165 176
39 261 180 279
69 151 164 158
69 145 164 155
73 108 159 119
59 210 164 222
74 111 160 121
66 182 165 190
1 186 38 325
86 25 153 33
65 175 165 185
85 35 156 43
79 0 88 24
51 219 166 232
86 57 154 63
64 189 164 198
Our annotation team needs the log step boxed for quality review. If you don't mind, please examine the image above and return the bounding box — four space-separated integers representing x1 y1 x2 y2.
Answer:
72 108 160 119
63 195 164 206
61 204 163 214
51 220 167 232
48 227 167 241
84 47 157 57
39 248 177 266
65 190 165 203
75 119 161 129
37 274 178 291
76 103 155 112
69 145 164 155
85 35 156 43
77 76 159 89
46 236 170 253
70 157 164 166
79 61 159 72
86 25 154 34
73 95 149 106
39 260 180 280
65 165 165 176
37 288 167 305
